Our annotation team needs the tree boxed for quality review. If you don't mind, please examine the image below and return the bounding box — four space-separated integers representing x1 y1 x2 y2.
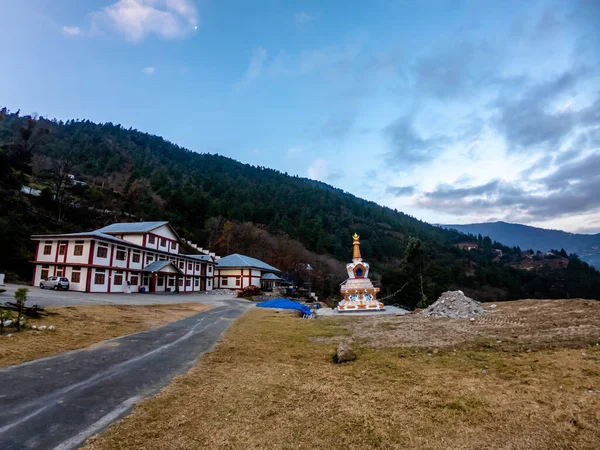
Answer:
14 287 28 331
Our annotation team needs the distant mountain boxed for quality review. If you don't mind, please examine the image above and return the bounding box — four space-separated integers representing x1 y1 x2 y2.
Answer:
443 222 600 268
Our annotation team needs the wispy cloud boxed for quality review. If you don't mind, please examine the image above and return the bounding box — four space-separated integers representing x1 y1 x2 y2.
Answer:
142 66 155 75
62 26 81 36
237 47 267 88
93 0 199 42
294 12 313 27
307 158 343 182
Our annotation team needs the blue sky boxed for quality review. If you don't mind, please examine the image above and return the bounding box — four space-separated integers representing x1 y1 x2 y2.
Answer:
2 1 600 233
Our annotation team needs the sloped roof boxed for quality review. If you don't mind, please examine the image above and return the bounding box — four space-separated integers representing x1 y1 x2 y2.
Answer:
142 260 182 274
96 222 169 234
261 272 282 280
185 254 215 262
216 254 281 272
32 231 130 246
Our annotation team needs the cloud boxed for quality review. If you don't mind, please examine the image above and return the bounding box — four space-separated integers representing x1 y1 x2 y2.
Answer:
316 115 355 142
237 47 267 88
493 71 583 151
93 0 199 42
307 159 343 182
382 117 448 168
294 12 313 26
62 26 81 36
417 152 600 222
385 185 416 196
142 66 155 75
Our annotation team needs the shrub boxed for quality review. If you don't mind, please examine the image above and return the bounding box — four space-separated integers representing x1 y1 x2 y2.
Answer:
237 285 262 299
0 308 13 334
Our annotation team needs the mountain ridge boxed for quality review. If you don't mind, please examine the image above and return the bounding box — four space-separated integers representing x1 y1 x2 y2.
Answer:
443 221 600 268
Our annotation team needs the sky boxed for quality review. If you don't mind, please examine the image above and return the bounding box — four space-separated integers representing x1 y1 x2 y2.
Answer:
2 0 600 233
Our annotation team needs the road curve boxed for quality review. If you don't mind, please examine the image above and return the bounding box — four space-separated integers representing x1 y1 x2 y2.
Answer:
0 299 251 450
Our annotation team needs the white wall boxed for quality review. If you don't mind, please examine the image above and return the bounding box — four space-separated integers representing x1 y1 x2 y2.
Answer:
90 268 109 292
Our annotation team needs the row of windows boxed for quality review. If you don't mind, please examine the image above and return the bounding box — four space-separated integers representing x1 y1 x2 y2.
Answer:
221 277 241 287
43 243 85 256
147 235 177 250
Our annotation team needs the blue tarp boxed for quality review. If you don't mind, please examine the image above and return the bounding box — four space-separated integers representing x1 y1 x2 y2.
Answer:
256 298 312 316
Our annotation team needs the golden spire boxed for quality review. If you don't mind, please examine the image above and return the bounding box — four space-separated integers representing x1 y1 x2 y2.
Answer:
352 233 362 260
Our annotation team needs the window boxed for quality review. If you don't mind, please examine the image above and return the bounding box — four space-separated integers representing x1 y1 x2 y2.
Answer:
179 261 184 269
208 266 213 274
94 271 105 284
71 271 81 283
195 264 200 272
195 279 199 287
114 274 123 285
116 249 126 261
188 263 192 271
74 245 84 256
97 246 108 258
222 277 228 286
146 255 154 265
208 279 212 287
178 278 184 286
58 244 66 255
56 268 63 277
160 238 167 247
43 245 52 255
132 252 140 263
41 269 49 279
168 278 175 287
131 275 139 285
236 277 241 287
186 279 191 287
148 235 155 244
157 277 164 287
171 241 177 249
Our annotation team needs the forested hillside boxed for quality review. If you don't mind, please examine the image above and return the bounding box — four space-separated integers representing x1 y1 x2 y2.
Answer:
2 108 600 305
445 222 600 268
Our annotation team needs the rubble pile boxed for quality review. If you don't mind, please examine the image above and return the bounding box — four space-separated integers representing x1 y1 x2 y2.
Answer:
422 290 487 319
203 289 236 295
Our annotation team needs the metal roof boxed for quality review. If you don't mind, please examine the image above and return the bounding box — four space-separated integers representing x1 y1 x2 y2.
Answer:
261 272 282 280
142 260 182 274
32 231 131 246
185 254 215 262
216 253 281 272
96 222 169 234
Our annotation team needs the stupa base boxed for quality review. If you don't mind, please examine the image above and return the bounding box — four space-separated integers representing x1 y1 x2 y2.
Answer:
337 302 385 312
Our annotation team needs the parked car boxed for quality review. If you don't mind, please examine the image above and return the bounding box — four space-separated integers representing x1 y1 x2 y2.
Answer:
40 276 70 290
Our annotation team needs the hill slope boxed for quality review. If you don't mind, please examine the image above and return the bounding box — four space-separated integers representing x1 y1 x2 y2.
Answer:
2 108 600 304
444 222 600 268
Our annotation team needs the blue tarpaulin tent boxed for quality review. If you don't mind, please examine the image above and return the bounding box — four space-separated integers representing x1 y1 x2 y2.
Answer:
256 298 312 316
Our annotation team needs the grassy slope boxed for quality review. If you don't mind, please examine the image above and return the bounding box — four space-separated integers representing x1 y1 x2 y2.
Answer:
0 303 212 367
84 303 600 450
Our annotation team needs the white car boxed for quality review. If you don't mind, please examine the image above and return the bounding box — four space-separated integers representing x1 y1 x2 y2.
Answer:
40 276 70 290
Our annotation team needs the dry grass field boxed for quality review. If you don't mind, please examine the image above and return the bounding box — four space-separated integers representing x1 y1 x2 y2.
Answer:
85 300 600 450
0 303 212 367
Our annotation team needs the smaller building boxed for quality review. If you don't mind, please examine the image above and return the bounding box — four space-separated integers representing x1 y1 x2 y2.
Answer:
215 254 281 290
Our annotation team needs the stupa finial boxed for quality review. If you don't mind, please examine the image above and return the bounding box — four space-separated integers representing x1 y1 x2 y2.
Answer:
352 233 362 261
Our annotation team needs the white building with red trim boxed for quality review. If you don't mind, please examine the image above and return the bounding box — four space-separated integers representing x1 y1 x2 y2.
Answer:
31 222 216 293
214 253 281 290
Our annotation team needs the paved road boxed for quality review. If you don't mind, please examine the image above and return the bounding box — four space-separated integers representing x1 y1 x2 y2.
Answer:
0 283 235 308
0 299 252 450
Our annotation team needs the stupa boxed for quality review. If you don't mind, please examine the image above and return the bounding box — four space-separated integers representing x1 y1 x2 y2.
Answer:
337 233 384 311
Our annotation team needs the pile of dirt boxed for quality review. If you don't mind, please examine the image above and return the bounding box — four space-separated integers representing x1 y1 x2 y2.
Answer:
422 290 486 318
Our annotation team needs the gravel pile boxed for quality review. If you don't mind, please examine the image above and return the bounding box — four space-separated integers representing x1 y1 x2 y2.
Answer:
203 289 236 295
422 290 486 318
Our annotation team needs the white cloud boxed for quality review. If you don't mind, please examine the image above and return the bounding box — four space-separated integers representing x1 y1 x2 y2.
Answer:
307 158 343 182
93 0 199 42
294 12 313 26
237 47 267 88
62 26 81 36
142 67 155 75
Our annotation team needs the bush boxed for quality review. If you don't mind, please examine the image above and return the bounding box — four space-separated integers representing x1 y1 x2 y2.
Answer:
237 285 262 299
14 287 28 331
